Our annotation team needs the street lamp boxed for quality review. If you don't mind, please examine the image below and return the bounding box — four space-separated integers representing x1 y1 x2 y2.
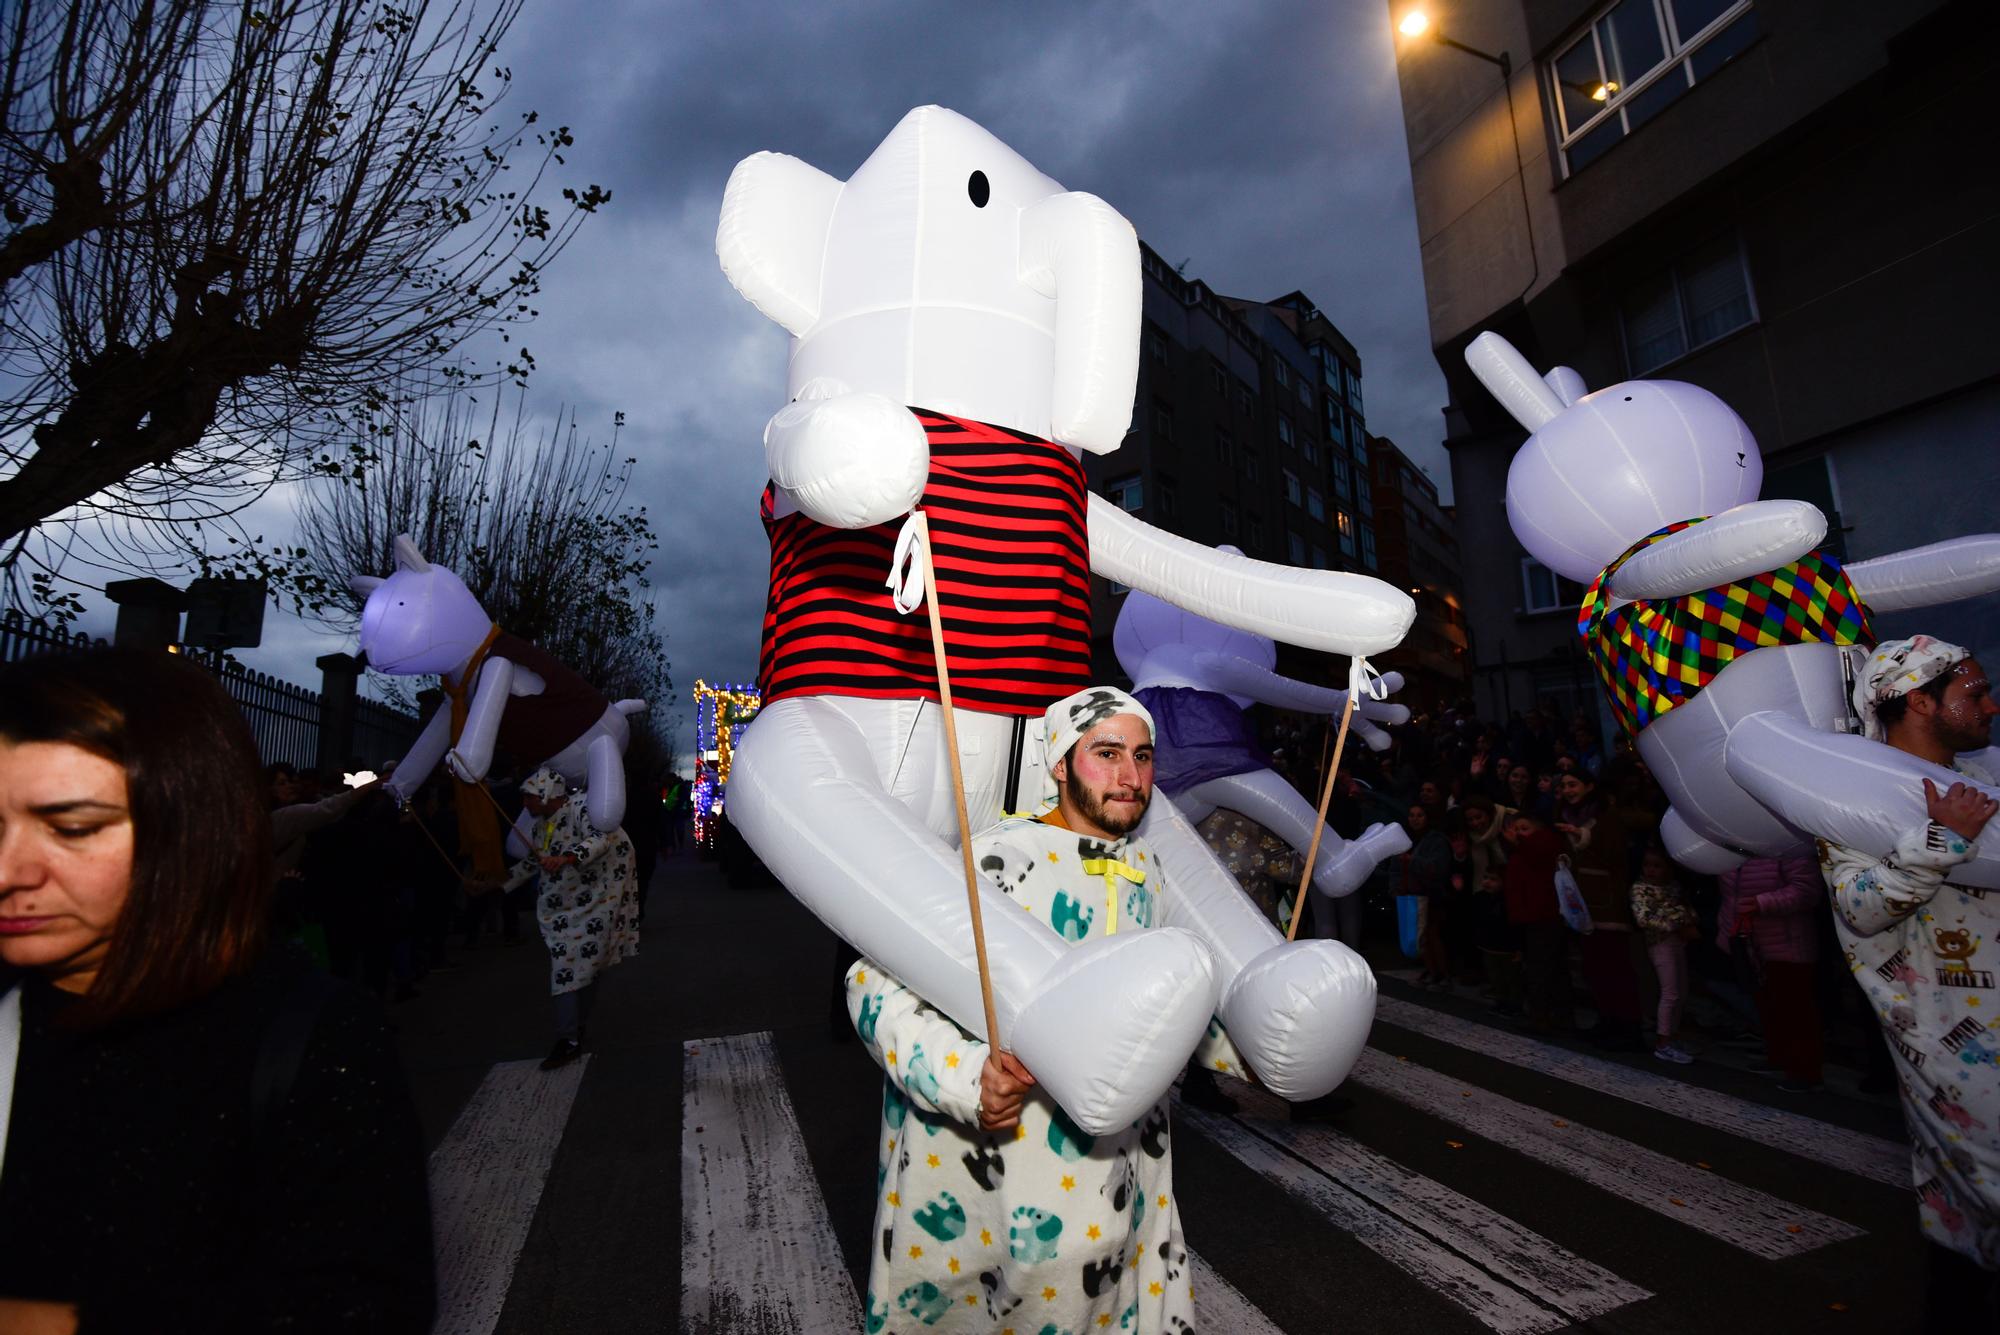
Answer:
1395 6 1512 76
1394 5 1538 302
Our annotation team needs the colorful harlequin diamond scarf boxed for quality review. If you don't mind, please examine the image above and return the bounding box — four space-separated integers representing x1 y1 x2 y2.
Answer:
1578 518 1873 738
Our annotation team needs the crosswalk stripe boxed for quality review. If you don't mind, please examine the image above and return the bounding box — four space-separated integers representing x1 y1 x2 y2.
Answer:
1374 996 1910 1188
1187 1249 1286 1335
1350 1048 1863 1257
1182 1096 1650 1334
429 1056 590 1335
682 1032 862 1334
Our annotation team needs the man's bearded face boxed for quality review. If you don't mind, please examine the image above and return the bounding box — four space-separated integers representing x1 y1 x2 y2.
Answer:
1058 714 1154 838
1932 659 1998 753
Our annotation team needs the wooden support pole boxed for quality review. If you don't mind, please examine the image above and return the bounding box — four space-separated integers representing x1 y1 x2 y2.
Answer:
910 511 1003 1049
1287 687 1360 942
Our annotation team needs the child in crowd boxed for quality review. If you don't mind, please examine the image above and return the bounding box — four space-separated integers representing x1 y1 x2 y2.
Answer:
1475 867 1524 1015
1630 839 1700 1064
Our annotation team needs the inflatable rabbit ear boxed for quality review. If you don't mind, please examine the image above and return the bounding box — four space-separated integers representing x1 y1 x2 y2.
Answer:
1544 365 1588 407
1465 332 1565 430
350 574 385 598
392 534 430 573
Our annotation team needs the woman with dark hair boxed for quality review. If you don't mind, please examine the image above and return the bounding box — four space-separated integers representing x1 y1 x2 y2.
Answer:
0 650 433 1334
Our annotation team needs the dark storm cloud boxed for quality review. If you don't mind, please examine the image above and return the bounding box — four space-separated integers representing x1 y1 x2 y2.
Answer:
230 0 1449 765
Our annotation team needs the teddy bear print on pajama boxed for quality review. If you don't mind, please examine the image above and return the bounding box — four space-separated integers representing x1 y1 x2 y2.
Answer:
847 813 1244 1334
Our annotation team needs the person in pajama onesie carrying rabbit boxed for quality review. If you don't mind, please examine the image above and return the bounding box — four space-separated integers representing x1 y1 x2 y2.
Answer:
847 687 1247 1335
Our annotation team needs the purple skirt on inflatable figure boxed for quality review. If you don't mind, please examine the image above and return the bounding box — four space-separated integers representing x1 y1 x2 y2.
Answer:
1135 685 1269 796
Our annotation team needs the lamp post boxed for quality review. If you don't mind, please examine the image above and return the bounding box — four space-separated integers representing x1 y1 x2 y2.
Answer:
1397 8 1511 76
1395 6 1540 304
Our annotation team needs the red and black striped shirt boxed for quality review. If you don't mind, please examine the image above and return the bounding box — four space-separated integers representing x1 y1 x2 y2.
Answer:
758 408 1093 717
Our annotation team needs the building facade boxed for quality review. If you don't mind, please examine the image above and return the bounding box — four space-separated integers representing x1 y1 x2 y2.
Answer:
1366 434 1471 710
1082 244 1392 686
1390 0 2000 726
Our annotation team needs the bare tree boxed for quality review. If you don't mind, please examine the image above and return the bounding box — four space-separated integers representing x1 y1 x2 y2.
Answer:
0 0 608 613
290 383 671 718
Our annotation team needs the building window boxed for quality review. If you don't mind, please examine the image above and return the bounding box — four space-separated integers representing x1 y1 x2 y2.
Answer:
1221 501 1239 538
1248 516 1265 551
1277 415 1294 449
1283 468 1302 506
1311 543 1328 569
1210 363 1227 395
1337 509 1356 558
1146 327 1167 364
1153 401 1175 442
1621 232 1757 374
1274 359 1290 388
1288 531 1306 565
1215 431 1234 466
1345 368 1362 412
1350 423 1369 464
1521 558 1588 614
1302 436 1318 466
1106 474 1143 514
1158 479 1178 519
1356 472 1373 514
1307 486 1326 521
1296 378 1312 409
1244 453 1259 482
1551 0 1759 175
1331 454 1352 502
1324 399 1345 447
1237 384 1253 416
1360 524 1378 570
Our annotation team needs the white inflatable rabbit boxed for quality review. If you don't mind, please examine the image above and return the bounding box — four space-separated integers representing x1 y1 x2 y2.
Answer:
1467 331 2000 882
1113 564 1413 910
716 106 1415 1133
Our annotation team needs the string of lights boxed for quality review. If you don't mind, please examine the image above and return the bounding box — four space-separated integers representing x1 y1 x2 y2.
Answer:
691 678 761 850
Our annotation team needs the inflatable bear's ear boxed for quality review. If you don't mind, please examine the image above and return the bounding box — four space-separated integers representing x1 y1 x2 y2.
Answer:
392 534 430 573
717 150 843 337
350 574 385 598
1018 190 1141 455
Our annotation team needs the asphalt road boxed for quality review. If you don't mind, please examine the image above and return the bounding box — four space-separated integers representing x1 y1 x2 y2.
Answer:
396 845 1930 1334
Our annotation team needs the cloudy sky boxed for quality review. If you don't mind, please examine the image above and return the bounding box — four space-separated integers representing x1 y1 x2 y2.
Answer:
163 0 1450 766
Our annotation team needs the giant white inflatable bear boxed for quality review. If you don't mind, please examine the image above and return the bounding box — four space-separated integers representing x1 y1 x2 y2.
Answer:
717 106 1414 1133
1467 331 2000 883
1113 566 1413 913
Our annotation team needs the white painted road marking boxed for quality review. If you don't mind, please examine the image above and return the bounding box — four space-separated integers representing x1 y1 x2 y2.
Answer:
1188 1249 1287 1335
681 1032 862 1335
429 1056 589 1335
1374 995 1910 1188
1350 1048 1864 1257
1183 1095 1651 1335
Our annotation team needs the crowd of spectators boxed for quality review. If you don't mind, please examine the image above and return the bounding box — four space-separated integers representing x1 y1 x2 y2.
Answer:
1257 696 1888 1094
262 762 670 1009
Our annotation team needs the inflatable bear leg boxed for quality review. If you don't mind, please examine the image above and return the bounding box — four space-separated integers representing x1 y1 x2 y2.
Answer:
1181 769 1411 899
585 732 627 832
1136 789 1377 1101
1660 806 1749 874
1725 711 2000 889
729 694 1221 1134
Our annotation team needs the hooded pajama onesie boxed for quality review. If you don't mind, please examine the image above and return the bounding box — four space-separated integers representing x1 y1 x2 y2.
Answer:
1822 754 2000 1270
848 813 1244 1334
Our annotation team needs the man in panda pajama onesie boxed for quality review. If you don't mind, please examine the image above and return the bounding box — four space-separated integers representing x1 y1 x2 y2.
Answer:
847 687 1247 1334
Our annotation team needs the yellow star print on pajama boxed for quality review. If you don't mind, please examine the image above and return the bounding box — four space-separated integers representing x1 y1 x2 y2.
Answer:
846 815 1244 1333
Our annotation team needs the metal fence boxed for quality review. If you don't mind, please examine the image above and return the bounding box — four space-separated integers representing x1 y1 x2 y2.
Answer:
354 697 423 773
0 608 419 772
